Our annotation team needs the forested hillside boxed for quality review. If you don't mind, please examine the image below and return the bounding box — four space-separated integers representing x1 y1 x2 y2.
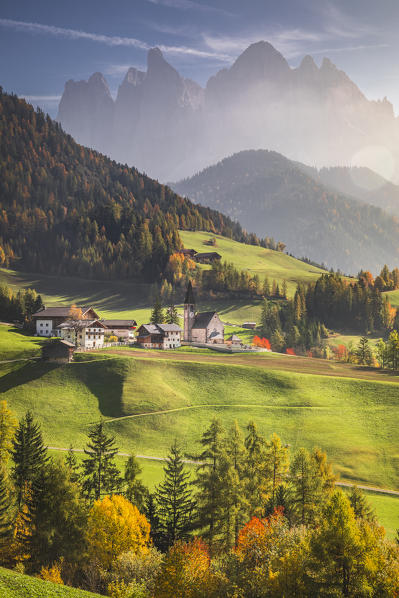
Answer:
172 150 399 273
0 89 256 281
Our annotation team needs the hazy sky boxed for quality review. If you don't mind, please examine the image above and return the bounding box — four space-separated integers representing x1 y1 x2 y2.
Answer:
1 0 399 116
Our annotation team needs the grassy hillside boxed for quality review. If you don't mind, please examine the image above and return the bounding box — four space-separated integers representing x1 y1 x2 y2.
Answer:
179 230 326 295
0 567 102 598
0 230 327 327
3 349 399 490
0 325 45 361
1 326 398 536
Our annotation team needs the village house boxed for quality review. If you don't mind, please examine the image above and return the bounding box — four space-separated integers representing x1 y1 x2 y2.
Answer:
136 323 182 349
42 339 76 363
33 306 99 337
194 252 222 264
184 281 224 344
101 319 137 340
226 334 243 347
54 319 107 349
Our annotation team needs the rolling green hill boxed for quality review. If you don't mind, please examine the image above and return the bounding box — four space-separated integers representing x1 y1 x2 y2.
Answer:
1 326 398 536
0 566 102 598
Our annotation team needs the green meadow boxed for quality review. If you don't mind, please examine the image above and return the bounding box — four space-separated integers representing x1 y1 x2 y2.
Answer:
0 567 102 598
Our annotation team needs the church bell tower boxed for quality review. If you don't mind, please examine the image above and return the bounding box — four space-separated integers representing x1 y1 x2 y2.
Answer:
184 281 196 342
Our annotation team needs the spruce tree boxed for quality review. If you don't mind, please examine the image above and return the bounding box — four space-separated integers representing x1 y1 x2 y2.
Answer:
150 296 165 324
145 492 162 549
356 336 373 365
81 421 122 500
124 455 148 511
155 441 194 549
349 486 375 522
65 444 81 485
11 411 49 508
288 447 323 526
193 419 225 552
165 304 179 325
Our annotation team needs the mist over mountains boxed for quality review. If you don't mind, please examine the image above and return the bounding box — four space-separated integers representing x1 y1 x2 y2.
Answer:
57 41 399 183
172 150 399 273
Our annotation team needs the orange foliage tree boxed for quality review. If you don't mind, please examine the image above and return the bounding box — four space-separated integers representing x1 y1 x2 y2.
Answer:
286 348 296 356
253 336 271 350
154 538 219 598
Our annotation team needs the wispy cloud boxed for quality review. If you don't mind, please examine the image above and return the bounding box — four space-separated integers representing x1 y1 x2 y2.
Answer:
145 0 233 16
0 18 230 61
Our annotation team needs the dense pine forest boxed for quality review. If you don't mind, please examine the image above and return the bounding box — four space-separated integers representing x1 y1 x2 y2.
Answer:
0 89 266 281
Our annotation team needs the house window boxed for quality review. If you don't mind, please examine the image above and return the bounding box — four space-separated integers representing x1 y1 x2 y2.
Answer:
40 323 43 327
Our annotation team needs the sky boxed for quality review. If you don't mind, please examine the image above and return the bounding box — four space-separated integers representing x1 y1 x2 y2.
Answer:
1 0 399 117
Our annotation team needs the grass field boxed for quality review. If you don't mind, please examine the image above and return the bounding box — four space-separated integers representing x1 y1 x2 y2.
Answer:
1 326 399 537
0 567 102 598
0 325 45 361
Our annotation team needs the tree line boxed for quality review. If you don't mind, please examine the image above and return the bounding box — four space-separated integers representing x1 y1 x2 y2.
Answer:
0 89 270 282
1 402 398 597
0 282 43 326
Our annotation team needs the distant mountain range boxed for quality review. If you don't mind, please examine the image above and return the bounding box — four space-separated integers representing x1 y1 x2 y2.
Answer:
57 41 399 183
171 150 399 273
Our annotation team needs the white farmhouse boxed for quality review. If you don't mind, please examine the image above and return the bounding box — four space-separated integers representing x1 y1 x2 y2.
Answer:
32 306 99 337
55 319 107 349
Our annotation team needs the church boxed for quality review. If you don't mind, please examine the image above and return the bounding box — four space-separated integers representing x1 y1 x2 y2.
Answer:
184 281 224 344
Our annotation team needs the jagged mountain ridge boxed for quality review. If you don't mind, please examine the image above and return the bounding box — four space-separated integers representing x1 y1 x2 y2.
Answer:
171 149 399 273
57 41 398 182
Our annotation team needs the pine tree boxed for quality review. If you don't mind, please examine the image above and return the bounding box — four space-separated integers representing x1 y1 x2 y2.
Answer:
150 296 165 324
65 444 80 485
165 304 179 325
288 447 323 526
356 336 373 365
11 411 49 508
124 455 148 511
81 421 122 500
155 441 194 549
349 486 375 522
193 419 225 552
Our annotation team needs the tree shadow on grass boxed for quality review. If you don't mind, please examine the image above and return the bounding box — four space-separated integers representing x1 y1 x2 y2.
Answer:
70 359 128 418
0 361 59 394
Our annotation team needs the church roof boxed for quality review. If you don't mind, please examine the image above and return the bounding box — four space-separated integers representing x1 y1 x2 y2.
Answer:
192 311 218 329
184 281 196 305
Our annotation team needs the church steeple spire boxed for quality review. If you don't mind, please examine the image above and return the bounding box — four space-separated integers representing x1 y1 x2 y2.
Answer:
184 281 195 342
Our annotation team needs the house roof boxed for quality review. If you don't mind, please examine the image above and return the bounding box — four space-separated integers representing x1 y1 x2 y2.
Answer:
192 311 218 329
137 323 182 336
55 319 106 330
33 306 98 318
101 320 137 327
194 252 222 259
184 281 196 305
59 340 76 348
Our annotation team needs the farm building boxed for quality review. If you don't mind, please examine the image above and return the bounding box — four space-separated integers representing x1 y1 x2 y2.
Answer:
33 306 99 337
194 252 222 264
101 319 137 340
242 322 257 329
136 324 182 349
226 334 243 346
184 281 224 344
42 339 76 363
55 319 107 349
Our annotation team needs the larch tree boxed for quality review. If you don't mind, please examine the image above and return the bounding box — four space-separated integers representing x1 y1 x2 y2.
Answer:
0 400 17 465
264 433 289 508
288 447 323 526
